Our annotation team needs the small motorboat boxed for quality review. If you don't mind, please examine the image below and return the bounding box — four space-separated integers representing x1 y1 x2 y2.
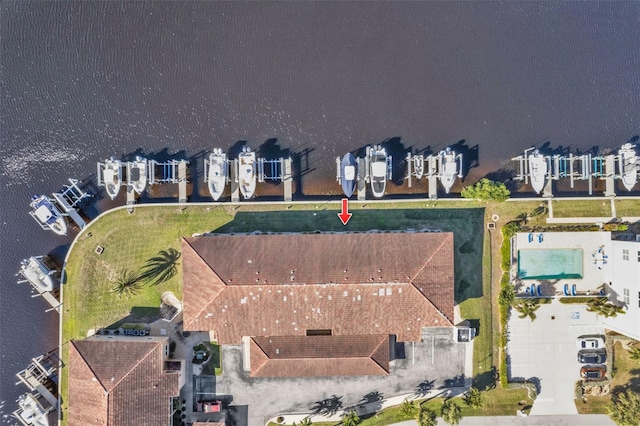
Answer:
29 195 68 236
126 156 148 194
438 147 462 194
528 149 548 194
207 148 228 201
368 145 388 198
13 393 49 426
238 146 256 199
340 153 357 198
618 143 638 191
19 256 55 292
101 157 122 200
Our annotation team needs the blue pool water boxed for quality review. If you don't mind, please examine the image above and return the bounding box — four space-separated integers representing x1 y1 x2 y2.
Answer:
518 249 583 280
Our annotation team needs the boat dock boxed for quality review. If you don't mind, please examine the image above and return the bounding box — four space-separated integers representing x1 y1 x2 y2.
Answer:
15 352 59 408
178 160 188 204
17 257 61 313
404 152 457 199
51 179 91 229
283 158 292 202
512 148 628 197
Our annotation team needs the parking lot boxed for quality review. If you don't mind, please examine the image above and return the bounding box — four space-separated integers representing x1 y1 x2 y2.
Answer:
507 299 605 415
214 327 469 425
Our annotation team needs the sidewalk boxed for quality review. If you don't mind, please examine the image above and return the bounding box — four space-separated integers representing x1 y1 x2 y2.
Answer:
391 414 614 425
265 387 467 425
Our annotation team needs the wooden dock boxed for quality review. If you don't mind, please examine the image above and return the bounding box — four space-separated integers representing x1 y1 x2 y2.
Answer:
230 159 240 202
357 157 366 201
427 155 438 199
178 160 188 204
604 155 616 197
126 185 135 213
283 158 292 202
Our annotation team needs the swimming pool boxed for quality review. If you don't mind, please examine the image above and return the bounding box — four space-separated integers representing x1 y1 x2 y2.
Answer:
518 249 583 280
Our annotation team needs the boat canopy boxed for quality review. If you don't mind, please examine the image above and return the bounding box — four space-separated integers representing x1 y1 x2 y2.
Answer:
344 165 356 180
372 162 386 177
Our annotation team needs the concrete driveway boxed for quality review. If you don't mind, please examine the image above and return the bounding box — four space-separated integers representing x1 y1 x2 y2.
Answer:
507 299 604 415
215 327 469 425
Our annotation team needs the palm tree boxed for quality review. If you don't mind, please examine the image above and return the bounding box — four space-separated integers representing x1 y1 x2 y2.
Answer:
110 269 144 298
341 410 360 426
441 400 462 425
609 390 640 426
140 248 181 286
587 298 625 318
400 399 415 416
292 418 313 426
627 345 640 360
498 285 515 308
416 405 437 426
463 387 483 408
514 298 540 321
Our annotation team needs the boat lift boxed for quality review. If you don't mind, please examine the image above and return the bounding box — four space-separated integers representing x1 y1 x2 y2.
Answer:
511 147 535 184
257 157 287 183
51 179 91 229
15 351 59 408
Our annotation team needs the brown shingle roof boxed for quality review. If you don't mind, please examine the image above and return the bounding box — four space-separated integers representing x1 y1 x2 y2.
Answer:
69 339 180 426
249 335 389 377
182 232 454 343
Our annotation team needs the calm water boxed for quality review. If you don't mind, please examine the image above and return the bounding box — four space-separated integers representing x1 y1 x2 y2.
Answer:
1 1 639 422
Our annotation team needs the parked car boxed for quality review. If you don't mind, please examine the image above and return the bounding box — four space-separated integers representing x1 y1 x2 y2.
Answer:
578 350 607 364
197 400 222 413
576 336 605 350
580 365 606 381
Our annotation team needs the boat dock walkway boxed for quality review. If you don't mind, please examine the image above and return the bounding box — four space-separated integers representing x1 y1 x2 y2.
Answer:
604 155 616 197
404 153 447 199
283 158 292 202
178 160 188 204
16 353 58 408
51 179 90 229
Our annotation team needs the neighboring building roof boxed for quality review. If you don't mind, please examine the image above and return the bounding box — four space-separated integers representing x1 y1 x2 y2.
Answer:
68 339 179 426
182 232 454 343
249 334 390 377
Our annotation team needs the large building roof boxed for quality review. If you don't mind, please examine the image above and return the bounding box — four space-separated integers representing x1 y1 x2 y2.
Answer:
68 339 179 426
249 335 389 377
182 232 455 343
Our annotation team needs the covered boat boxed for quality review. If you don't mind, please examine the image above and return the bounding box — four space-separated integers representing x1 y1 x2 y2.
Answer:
207 148 228 201
528 149 548 194
368 145 388 198
29 195 68 236
101 157 122 200
438 147 461 194
618 143 638 191
13 393 49 426
340 153 357 198
19 256 55 292
126 156 148 194
238 146 256 199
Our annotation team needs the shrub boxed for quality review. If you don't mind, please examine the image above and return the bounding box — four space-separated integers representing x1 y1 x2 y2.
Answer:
461 178 510 202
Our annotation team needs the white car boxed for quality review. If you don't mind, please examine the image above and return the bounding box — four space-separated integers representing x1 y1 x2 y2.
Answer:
576 336 605 350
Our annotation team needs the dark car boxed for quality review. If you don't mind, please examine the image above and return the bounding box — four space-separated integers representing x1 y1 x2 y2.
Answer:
580 365 606 381
578 350 606 364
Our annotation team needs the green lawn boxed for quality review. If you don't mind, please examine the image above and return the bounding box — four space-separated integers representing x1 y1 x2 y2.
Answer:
615 199 640 217
551 199 612 218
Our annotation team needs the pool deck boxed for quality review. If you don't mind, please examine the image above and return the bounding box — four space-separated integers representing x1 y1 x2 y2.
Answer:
513 232 611 297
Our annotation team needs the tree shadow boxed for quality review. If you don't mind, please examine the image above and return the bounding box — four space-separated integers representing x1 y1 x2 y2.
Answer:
612 368 640 394
139 248 182 286
413 380 435 397
359 391 383 412
310 395 343 416
472 367 497 391
483 168 519 192
441 374 466 388
291 146 316 197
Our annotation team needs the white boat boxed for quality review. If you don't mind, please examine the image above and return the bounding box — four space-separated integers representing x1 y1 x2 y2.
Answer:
528 149 548 194
19 256 55 292
618 143 638 191
101 158 122 200
29 195 68 236
238 147 256 199
438 147 461 194
126 156 147 194
207 149 228 201
368 145 388 198
12 393 49 426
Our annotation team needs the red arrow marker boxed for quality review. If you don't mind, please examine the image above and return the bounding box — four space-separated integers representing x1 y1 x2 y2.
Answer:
337 198 352 225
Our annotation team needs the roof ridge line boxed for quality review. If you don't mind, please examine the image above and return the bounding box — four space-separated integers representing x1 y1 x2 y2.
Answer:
110 342 159 391
183 238 228 328
70 340 109 395
408 285 454 326
409 233 451 284
249 337 270 375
